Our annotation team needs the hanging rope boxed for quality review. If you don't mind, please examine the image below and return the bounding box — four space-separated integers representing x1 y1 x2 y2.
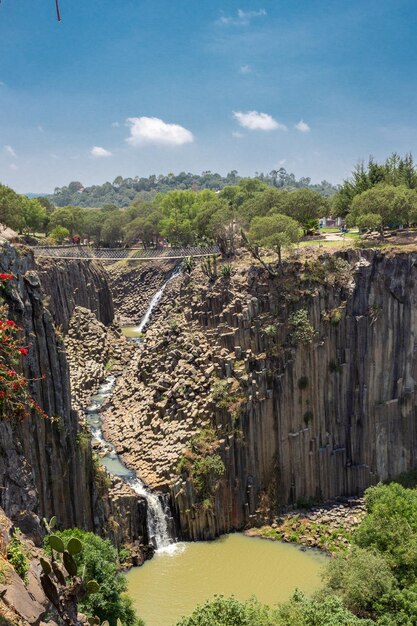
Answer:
55 0 61 21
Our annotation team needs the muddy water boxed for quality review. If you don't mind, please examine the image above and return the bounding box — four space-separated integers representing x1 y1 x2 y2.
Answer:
126 533 326 626
121 326 144 339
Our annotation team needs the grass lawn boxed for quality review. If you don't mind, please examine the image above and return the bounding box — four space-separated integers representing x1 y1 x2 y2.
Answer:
297 240 347 249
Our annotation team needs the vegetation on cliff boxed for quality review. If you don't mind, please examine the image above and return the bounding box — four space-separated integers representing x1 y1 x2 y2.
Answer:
0 273 47 420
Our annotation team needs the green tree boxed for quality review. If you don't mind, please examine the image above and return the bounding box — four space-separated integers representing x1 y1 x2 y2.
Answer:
248 214 301 264
273 188 329 234
83 209 106 244
37 196 55 213
101 212 126 246
49 206 85 236
0 184 24 230
349 184 417 234
158 190 197 245
355 213 383 233
124 215 161 247
50 225 70 243
21 198 46 234
239 188 288 224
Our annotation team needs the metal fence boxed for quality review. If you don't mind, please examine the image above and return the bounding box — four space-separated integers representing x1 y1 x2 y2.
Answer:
33 244 220 261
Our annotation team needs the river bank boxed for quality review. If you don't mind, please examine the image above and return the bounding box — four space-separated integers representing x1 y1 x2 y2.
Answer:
245 497 366 554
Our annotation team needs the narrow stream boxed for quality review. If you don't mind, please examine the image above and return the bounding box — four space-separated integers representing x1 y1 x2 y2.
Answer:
85 273 179 551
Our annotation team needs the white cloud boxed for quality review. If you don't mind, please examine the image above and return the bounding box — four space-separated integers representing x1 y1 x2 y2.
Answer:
90 146 112 158
218 8 266 25
4 145 17 158
295 120 311 133
9 163 18 171
239 64 252 74
37 125 44 133
232 131 244 139
111 121 120 128
50 153 60 160
126 117 194 146
233 110 286 131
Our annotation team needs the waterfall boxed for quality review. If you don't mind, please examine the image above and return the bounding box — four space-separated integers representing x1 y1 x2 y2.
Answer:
132 268 181 334
128 478 172 551
85 270 180 551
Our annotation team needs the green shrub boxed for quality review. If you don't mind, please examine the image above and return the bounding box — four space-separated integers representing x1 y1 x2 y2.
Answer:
193 454 225 500
264 324 277 337
45 528 142 626
7 529 29 583
298 376 309 390
277 590 374 625
328 359 342 374
354 483 417 587
176 595 277 626
303 410 313 425
181 256 195 274
220 264 233 279
211 379 231 408
322 546 396 618
288 309 316 344
175 592 373 626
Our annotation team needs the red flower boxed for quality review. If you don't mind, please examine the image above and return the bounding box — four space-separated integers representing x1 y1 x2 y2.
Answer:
0 273 13 281
6 320 15 327
19 348 28 356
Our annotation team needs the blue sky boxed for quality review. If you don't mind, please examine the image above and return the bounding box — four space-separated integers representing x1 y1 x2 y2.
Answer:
1 0 417 192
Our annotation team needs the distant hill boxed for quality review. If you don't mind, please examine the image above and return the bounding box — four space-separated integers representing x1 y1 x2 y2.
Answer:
25 192 50 198
48 170 338 208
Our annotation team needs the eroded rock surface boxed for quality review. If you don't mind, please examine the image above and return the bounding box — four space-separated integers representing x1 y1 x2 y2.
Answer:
102 276 217 489
108 261 177 324
102 248 417 540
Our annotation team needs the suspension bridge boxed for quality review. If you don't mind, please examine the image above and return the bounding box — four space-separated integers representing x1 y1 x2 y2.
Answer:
32 244 220 262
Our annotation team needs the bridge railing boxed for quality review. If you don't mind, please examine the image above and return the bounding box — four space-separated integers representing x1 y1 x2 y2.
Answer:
32 244 220 261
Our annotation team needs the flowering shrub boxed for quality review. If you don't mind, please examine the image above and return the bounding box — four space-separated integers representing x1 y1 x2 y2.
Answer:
0 273 47 419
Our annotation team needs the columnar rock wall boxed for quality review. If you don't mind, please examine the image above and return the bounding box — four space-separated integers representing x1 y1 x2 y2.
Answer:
0 244 147 548
108 260 177 324
35 257 114 332
171 250 417 538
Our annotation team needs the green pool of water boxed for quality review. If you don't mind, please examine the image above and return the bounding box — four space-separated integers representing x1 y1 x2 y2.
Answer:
121 325 143 338
126 533 326 626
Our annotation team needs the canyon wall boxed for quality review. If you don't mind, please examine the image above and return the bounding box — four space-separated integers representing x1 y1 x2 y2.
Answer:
170 250 417 538
0 243 147 548
36 257 114 332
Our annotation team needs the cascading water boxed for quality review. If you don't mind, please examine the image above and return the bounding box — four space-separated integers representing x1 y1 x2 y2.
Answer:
85 271 180 551
127 478 172 550
131 267 181 335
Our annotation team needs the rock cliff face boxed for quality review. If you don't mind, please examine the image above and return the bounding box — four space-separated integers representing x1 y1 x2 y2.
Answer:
0 243 147 549
36 257 114 332
108 260 177 324
170 249 417 538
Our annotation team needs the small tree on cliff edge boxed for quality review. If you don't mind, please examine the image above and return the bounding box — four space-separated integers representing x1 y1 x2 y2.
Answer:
247 214 301 266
